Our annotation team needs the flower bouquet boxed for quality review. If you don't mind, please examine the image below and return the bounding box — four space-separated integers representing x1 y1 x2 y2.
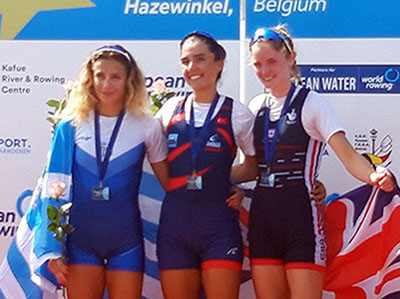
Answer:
149 79 175 115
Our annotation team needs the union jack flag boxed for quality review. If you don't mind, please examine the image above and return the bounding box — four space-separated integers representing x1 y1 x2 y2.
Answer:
323 183 400 299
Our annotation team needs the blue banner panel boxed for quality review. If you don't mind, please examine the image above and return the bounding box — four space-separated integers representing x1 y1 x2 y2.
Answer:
0 0 239 40
246 0 400 38
299 65 400 94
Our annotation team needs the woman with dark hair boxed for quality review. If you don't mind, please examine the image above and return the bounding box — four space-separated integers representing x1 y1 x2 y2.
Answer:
155 32 257 299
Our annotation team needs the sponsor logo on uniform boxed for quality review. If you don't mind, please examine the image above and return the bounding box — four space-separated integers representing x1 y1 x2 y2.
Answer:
168 133 179 148
216 116 227 125
226 247 239 256
286 108 297 125
206 133 221 148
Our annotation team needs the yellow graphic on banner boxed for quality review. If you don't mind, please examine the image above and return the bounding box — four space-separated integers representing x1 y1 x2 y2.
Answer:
0 0 95 40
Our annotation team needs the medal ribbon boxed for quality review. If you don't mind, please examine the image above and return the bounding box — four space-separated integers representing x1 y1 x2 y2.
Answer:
94 110 125 186
264 84 296 171
189 93 220 173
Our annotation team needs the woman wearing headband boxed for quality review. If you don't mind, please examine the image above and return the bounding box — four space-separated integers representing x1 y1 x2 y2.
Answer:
154 31 257 298
47 45 168 298
232 25 395 298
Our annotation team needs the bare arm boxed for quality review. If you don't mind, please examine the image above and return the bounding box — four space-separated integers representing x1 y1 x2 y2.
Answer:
328 131 394 192
230 155 259 184
150 159 169 190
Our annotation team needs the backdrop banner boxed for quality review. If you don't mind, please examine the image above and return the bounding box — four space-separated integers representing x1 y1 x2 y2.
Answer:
1 0 399 298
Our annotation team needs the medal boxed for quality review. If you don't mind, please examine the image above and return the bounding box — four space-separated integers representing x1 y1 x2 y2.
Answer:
93 110 125 201
187 93 219 190
92 183 110 201
259 171 275 188
187 174 203 190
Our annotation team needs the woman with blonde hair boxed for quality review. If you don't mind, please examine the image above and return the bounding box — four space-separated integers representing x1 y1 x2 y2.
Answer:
47 44 168 298
232 25 395 298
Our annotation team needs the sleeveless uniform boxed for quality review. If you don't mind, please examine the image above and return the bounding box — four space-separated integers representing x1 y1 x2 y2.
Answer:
157 95 254 271
67 111 167 271
248 86 341 271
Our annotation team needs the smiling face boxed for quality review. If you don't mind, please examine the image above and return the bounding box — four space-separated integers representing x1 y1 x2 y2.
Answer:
251 41 295 97
180 39 223 98
92 58 128 116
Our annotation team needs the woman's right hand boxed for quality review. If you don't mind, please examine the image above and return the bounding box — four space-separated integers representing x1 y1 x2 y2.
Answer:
48 258 68 286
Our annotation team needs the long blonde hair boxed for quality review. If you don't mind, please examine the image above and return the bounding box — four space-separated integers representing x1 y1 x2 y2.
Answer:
250 25 302 84
64 45 149 124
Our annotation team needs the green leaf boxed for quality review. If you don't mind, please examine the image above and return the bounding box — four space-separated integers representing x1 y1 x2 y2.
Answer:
54 227 64 242
62 223 75 234
150 105 159 115
165 91 175 98
46 100 60 107
46 117 56 124
47 223 57 232
61 98 68 110
47 205 58 222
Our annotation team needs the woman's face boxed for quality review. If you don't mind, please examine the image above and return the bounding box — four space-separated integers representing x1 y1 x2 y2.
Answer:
92 58 128 115
251 41 295 93
180 39 223 93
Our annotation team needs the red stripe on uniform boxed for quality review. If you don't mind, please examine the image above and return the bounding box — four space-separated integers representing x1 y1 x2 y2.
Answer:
202 260 242 271
205 147 221 153
220 105 232 111
166 166 212 191
167 142 191 162
285 262 325 272
308 140 319 185
244 245 250 258
216 128 236 156
166 176 187 191
250 258 284 266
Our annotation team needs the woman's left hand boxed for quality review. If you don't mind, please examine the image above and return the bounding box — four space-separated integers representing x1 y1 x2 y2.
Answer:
370 167 396 192
311 180 326 207
226 185 245 211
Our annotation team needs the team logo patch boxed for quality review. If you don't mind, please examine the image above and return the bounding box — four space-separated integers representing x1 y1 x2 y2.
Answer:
226 247 239 256
268 128 275 138
171 113 184 124
168 133 179 148
206 133 221 148
216 116 227 125
286 108 297 125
